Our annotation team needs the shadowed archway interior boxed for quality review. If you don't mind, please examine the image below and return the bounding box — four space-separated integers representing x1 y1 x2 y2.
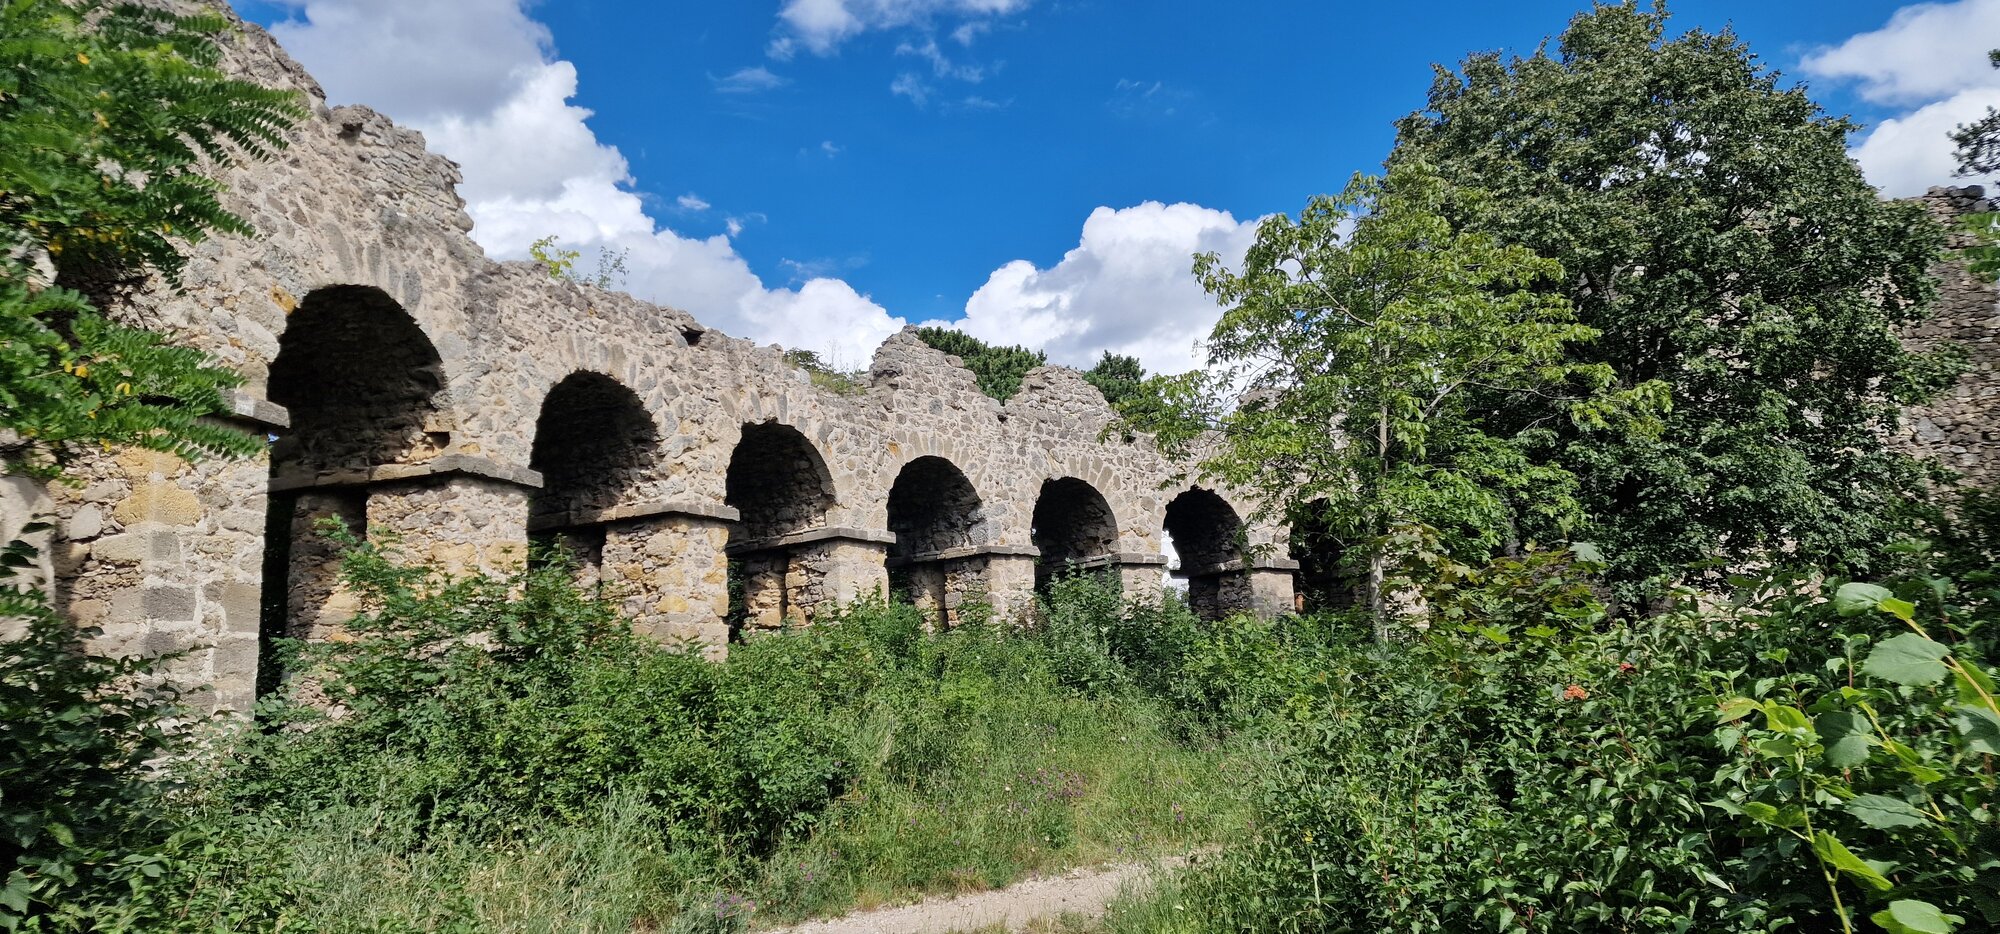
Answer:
724 421 838 635
1031 477 1118 594
261 286 447 696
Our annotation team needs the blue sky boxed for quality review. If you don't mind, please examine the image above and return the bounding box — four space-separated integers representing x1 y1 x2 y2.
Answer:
235 0 1996 371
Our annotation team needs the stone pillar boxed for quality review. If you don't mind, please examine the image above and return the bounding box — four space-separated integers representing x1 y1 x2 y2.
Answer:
365 476 531 580
984 552 1038 622
602 513 731 655
1247 566 1298 618
804 536 892 612
739 552 790 631
1114 554 1168 605
284 489 367 640
895 563 949 629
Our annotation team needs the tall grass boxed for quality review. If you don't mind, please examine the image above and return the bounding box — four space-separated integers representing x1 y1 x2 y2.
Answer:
125 559 1277 933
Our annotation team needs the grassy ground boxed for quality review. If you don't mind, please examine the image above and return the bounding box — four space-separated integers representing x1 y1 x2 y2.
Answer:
148 573 1272 933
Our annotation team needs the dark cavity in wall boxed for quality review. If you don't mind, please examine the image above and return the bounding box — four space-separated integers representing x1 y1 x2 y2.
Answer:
258 286 444 697
887 456 986 629
724 422 837 637
1164 487 1248 620
1031 477 1119 594
526 371 661 580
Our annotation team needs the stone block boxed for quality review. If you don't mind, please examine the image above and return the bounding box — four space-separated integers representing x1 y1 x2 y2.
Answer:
112 484 204 526
91 526 183 565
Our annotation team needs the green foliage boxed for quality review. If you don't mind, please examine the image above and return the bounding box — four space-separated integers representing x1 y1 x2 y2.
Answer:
782 349 866 396
1 276 258 476
0 1 299 477
0 1 301 285
1954 212 2000 283
913 326 1048 400
0 604 188 932
1952 50 2000 179
1082 351 1146 408
527 234 629 290
1708 574 2000 933
1389 2 1966 602
1129 162 1660 635
0 6 295 927
1101 529 1999 934
130 547 1258 930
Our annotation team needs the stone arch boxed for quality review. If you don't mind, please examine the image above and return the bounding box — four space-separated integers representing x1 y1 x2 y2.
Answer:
1163 487 1250 620
1288 498 1359 614
1031 477 1119 593
259 285 450 694
887 455 990 627
526 371 662 578
724 421 840 633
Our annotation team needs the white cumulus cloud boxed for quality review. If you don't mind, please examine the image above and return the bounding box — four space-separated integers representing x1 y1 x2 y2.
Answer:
941 202 1259 374
774 0 1032 56
1803 0 2000 195
264 0 905 364
264 0 1243 374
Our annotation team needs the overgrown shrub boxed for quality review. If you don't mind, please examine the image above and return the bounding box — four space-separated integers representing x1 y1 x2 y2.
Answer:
1110 543 1999 934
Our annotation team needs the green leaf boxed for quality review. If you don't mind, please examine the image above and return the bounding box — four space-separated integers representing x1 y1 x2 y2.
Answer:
1761 701 1813 734
1954 663 1998 706
1864 633 1953 687
1842 794 1929 831
1878 597 1918 622
1718 697 1759 723
1836 582 1894 617
1813 831 1893 891
1952 703 2000 756
1818 710 1874 768
1870 899 1961 934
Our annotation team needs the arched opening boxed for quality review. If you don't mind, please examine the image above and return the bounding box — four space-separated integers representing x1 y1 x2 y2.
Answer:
1031 477 1119 594
724 422 837 635
260 286 447 696
886 456 987 628
1163 487 1249 620
526 372 661 582
1288 499 1360 615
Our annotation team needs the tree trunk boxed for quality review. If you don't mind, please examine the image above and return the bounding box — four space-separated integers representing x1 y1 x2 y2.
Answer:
1367 550 1388 643
1371 400 1391 642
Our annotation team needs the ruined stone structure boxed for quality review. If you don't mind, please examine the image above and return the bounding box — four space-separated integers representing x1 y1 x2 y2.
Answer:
33 13 1298 714
1902 186 2000 487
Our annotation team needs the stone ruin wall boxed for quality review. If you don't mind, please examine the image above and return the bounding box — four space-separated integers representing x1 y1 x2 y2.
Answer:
1901 186 2000 487
29 9 1297 713
30 10 2000 715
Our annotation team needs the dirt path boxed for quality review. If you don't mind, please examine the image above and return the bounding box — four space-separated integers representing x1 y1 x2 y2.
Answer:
759 856 1187 934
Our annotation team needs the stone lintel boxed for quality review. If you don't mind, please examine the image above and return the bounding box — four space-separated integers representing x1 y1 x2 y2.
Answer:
1065 551 1169 571
270 454 545 494
886 542 1039 568
725 525 895 556
1175 556 1302 578
219 391 290 429
528 498 740 533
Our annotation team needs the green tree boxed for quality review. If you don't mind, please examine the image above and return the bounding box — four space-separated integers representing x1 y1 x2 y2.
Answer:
1130 164 1659 638
1082 351 1145 408
912 326 1048 400
527 234 629 290
0 2 299 924
1 0 300 476
1390 2 1965 602
1953 50 2000 179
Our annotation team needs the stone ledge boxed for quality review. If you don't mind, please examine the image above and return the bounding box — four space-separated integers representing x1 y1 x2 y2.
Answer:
1065 551 1169 571
219 392 290 429
270 454 544 494
1176 556 1301 578
726 525 896 556
529 498 740 533
887 542 1040 568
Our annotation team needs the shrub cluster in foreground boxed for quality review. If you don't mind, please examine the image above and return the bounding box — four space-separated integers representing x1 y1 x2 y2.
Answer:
1103 541 2000 934
10 538 1280 932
